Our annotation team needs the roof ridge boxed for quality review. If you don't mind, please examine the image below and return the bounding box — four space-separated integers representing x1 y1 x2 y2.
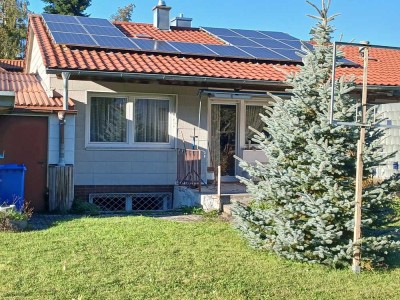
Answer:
113 21 152 26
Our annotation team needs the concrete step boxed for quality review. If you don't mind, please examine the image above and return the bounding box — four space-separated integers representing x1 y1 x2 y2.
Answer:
229 194 252 205
221 194 252 217
223 203 233 216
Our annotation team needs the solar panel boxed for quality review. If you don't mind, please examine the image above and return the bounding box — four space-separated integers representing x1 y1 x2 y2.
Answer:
221 36 263 47
338 58 358 66
201 27 241 37
277 40 310 50
84 25 125 37
238 47 287 60
46 22 87 34
42 13 79 24
273 49 304 60
168 41 217 55
251 38 294 49
259 31 298 41
230 29 268 39
131 39 179 53
52 32 97 46
203 44 254 58
75 16 113 27
92 35 137 49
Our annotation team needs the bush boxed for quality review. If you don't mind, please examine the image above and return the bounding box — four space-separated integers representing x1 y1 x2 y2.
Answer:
0 201 32 231
70 198 100 215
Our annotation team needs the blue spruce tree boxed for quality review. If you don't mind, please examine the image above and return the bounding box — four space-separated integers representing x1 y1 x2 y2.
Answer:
232 0 400 268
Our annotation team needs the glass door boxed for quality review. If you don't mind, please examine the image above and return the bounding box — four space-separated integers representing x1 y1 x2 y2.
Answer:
210 104 237 178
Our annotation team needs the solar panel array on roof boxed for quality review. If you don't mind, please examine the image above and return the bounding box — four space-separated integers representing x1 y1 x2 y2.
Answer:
44 13 353 64
202 26 309 61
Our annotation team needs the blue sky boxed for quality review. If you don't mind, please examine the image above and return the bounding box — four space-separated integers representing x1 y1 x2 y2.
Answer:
28 0 399 47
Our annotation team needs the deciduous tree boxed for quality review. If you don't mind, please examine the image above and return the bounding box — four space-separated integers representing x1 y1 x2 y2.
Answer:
0 0 29 59
110 3 135 22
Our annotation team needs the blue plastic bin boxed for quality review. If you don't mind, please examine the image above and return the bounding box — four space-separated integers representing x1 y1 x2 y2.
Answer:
0 164 27 211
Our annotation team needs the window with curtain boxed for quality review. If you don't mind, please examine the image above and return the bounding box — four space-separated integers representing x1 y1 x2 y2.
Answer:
135 99 169 143
245 105 267 143
90 97 127 143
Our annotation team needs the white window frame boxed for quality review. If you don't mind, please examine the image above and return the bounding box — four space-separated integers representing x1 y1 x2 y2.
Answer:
86 92 177 149
208 97 272 172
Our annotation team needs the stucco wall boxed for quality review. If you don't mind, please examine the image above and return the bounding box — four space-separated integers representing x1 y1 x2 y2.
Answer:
376 103 400 178
49 78 208 186
48 114 75 165
27 35 51 94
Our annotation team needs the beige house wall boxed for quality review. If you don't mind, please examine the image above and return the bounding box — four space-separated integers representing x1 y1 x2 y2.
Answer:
27 35 51 94
49 77 208 186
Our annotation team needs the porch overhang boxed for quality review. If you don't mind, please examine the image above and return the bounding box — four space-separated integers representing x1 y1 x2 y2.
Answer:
46 68 290 90
0 91 15 114
198 89 292 99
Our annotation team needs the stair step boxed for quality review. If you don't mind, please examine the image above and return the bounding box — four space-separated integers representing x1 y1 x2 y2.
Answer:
222 204 233 216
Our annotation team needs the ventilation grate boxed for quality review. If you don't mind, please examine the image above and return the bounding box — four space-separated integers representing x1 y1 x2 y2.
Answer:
89 193 172 213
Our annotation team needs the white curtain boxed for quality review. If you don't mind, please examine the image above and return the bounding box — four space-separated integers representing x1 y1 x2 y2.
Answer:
90 97 127 142
135 99 169 143
245 105 265 142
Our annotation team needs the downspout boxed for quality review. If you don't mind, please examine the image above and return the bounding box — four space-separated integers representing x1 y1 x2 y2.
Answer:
58 72 70 166
197 93 202 150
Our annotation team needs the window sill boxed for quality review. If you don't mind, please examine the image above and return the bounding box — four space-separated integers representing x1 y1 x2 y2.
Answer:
85 145 176 151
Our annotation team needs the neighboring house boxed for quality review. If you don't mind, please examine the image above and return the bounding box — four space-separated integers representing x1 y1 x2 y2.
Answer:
0 59 25 72
0 68 74 211
7 1 400 211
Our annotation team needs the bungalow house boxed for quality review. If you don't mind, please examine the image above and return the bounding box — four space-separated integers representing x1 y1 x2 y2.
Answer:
5 1 400 212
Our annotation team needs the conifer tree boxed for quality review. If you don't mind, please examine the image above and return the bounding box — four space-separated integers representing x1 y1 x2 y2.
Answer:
232 0 400 268
0 0 29 59
42 0 91 17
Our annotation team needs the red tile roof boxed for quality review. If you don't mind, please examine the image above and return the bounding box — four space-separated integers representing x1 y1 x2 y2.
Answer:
0 59 25 72
115 22 224 45
29 15 297 81
0 71 74 111
339 47 400 87
29 15 400 87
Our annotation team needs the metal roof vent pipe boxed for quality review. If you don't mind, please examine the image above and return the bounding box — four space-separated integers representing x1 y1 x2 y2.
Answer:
359 41 370 57
153 0 171 30
171 13 193 28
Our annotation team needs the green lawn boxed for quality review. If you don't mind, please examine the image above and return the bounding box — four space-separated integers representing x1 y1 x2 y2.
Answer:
1 216 399 300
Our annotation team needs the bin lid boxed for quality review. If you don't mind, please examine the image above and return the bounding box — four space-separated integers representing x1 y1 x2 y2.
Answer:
0 164 27 171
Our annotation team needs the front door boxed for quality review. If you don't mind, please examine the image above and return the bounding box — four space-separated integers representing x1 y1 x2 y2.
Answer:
210 104 237 179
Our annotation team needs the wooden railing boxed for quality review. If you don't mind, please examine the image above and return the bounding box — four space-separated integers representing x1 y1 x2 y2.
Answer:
177 149 202 191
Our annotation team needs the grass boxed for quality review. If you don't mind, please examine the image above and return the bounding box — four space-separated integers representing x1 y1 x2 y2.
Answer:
0 216 400 300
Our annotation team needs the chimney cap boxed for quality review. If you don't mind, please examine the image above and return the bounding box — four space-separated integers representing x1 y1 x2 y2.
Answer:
158 0 166 6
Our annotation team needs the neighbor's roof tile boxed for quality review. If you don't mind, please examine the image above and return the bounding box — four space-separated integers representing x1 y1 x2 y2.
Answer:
0 71 74 111
0 59 24 72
